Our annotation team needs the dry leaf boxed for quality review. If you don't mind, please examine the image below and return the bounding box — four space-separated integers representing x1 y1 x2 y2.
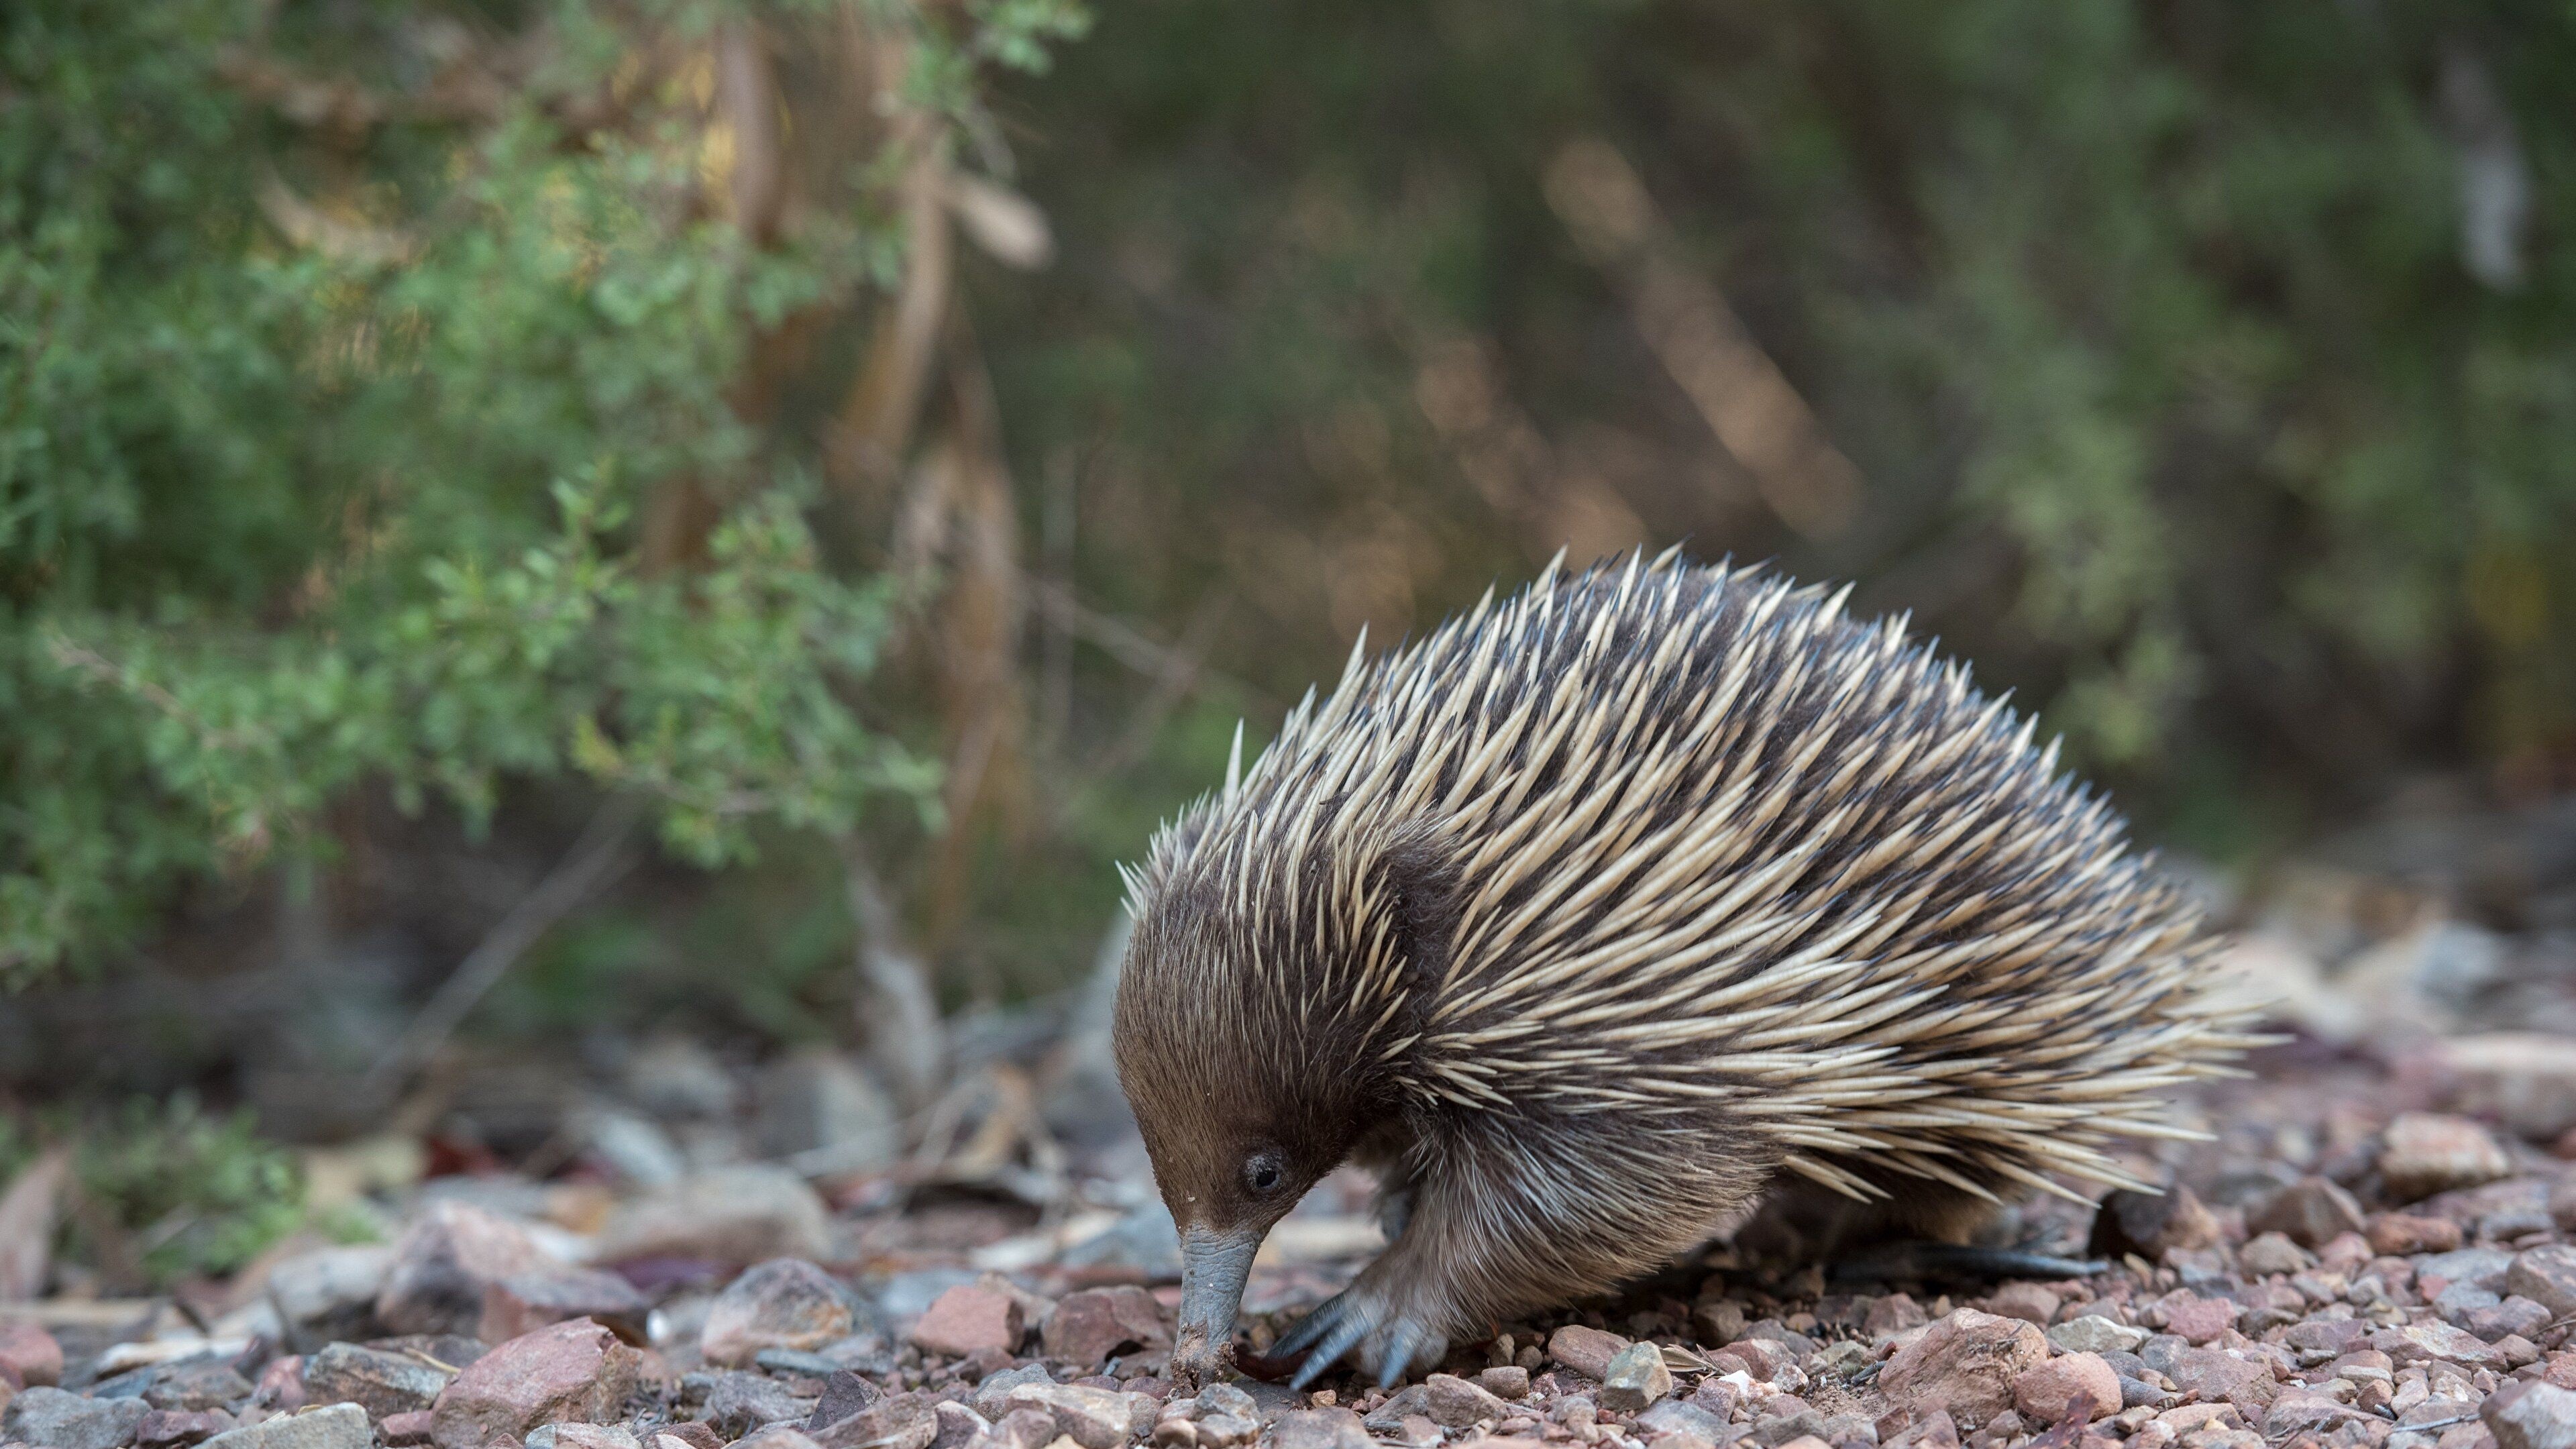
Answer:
946 174 1054 270
0 1148 70 1301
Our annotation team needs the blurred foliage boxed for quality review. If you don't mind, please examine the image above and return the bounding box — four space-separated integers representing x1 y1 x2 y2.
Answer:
0 0 1095 983
981 0 2576 854
0 1097 307 1286
72 1096 307 1284
10 0 2576 1029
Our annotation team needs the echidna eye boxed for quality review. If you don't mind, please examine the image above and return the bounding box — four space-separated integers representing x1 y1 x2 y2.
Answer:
1242 1150 1287 1196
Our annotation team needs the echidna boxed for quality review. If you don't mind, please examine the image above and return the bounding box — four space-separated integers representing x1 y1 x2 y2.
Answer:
1113 554 2253 1391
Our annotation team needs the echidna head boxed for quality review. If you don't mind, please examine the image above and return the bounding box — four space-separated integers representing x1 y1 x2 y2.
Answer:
1112 805 1440 1387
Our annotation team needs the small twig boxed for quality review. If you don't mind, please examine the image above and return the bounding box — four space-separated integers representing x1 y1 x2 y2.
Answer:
1024 576 1266 705
364 794 643 1102
845 839 945 1112
1095 594 1230 776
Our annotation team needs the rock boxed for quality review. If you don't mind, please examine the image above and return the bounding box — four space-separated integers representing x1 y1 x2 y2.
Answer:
2372 1214 2467 1256
1712 1338 1799 1384
808 1399 932 1449
267 1246 396 1352
2261 1390 2372 1439
1636 1401 1732 1444
380 1411 437 1446
2 1386 151 1449
733 1430 825 1449
622 1036 740 1120
201 1404 373 1449
1599 1344 1673 1413
2088 1185 2220 1260
2510 1247 2576 1319
657 1425 724 1449
250 1357 307 1415
1548 1326 1630 1381
2286 1321 2370 1361
1477 1366 1529 1401
2379 1322 2509 1369
1686 1379 1740 1421
2424 1249 2519 1293
806 1372 883 1432
2159 1296 2238 1346
592 1167 835 1269
1687 1300 1747 1350
755 1051 901 1175
1040 1288 1170 1373
1057 1203 1183 1283
702 1260 867 1368
1986 1285 2059 1326
980 1406 1062 1449
2490 1382 2576 1449
2247 1177 2369 1248
2237 1233 2311 1277
530 1428 645 1449
2383 1115 2516 1203
2012 1353 2118 1424
378 1202 649 1345
0 1325 62 1389
2160 1348 2275 1411
142 1362 252 1413
1866 1296 1929 1340
1424 1374 1509 1428
972 1367 1055 1421
1750 1410 1825 1448
702 1373 814 1438
927 1401 987 1449
1269 1409 1371 1449
2470 1297 2554 1343
2047 1319 2149 1356
1878 1310 2049 1430
911 1285 1026 1360
302 1342 455 1417
998 1383 1139 1449
2445 1036 2576 1142
428 1319 642 1449
1881 1407 1960 1449
136 1410 234 1448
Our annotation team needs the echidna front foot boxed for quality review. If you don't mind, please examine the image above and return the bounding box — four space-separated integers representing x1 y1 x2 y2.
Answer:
1275 1284 1447 1389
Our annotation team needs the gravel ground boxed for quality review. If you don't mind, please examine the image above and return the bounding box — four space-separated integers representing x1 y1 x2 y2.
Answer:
11 799 2576 1449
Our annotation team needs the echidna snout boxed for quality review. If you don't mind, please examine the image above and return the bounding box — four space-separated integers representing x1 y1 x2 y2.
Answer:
1112 555 2255 1389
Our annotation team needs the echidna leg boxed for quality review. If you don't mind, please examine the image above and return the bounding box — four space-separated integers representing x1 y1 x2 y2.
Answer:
1743 1179 2106 1282
1286 1123 1746 1388
1276 1274 1448 1390
1375 1175 1415 1242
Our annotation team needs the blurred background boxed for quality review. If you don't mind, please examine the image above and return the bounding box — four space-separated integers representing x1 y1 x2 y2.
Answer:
7 0 2576 1309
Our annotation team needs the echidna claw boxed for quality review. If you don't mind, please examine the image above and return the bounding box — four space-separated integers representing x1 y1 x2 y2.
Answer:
1275 1289 1443 1389
1272 1291 1355 1364
1375 1320 1426 1390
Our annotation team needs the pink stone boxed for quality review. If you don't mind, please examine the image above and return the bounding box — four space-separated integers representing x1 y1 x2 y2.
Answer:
379 1201 647 1346
1986 1285 2061 1327
2012 1353 2118 1425
1040 1287 1171 1372
700 1258 861 1368
2159 1294 2239 1346
909 1285 1025 1359
1878 1310 2049 1431
1546 1326 1631 1381
428 1319 641 1449
0 1325 60 1390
